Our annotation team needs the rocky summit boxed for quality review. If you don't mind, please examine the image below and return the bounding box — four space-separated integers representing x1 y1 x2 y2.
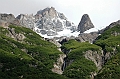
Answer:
0 8 96 38
78 14 94 33
17 7 77 37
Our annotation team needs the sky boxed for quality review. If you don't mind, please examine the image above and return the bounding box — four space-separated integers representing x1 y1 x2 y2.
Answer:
0 0 120 29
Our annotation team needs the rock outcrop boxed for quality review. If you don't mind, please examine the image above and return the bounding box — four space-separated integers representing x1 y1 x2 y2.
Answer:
0 14 18 28
78 14 94 33
76 32 99 43
45 38 61 47
7 27 26 42
16 14 35 29
52 54 66 74
84 50 104 70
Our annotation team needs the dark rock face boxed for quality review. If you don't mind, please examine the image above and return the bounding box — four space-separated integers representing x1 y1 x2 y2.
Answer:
78 14 94 33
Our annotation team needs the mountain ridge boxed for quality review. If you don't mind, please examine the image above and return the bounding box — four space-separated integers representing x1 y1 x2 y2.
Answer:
0 7 98 39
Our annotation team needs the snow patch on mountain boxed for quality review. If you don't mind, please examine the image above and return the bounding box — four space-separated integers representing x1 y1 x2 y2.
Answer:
17 7 99 39
84 28 98 33
34 27 79 39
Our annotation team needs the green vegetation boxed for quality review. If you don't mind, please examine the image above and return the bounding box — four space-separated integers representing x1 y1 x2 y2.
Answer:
94 25 120 79
95 52 120 79
61 40 100 79
95 25 120 53
0 24 120 79
0 25 69 79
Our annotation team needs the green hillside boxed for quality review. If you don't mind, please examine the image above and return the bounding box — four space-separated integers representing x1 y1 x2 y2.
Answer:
94 24 120 79
0 24 120 79
95 24 120 53
61 25 120 79
61 40 100 79
0 25 69 79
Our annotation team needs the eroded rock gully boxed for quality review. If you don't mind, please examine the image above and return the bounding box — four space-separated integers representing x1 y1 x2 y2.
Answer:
52 54 66 74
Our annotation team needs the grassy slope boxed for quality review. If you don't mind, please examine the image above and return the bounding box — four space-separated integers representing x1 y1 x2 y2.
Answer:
0 24 120 79
62 25 120 79
95 52 120 79
0 25 69 79
95 25 120 52
61 40 100 79
94 25 120 79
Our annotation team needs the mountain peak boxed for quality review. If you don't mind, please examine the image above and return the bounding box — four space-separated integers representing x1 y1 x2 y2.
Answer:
78 14 94 33
36 7 57 19
16 7 77 38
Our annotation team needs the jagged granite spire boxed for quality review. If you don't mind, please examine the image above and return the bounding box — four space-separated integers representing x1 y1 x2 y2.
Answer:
78 14 94 33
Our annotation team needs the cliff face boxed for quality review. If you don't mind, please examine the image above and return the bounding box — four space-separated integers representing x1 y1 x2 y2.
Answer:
94 24 120 79
78 14 94 33
61 40 101 79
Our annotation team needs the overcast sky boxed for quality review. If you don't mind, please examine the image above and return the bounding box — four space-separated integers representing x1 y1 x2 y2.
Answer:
0 0 120 29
